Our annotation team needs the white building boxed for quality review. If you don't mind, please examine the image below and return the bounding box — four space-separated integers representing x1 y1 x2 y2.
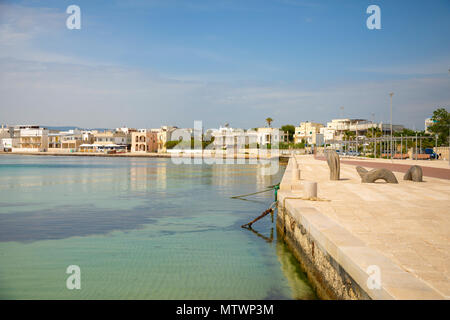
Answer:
12 125 49 152
211 127 249 149
294 122 324 144
320 127 335 142
0 126 17 151
210 126 286 149
324 119 404 142
115 126 137 134
0 138 18 151
48 129 83 152
425 118 435 134
256 127 286 146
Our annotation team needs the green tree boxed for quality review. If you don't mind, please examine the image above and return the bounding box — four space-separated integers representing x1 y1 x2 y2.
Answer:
265 117 273 127
165 140 180 149
393 128 417 137
427 107 450 146
281 124 295 142
365 127 382 138
294 141 305 149
343 130 356 140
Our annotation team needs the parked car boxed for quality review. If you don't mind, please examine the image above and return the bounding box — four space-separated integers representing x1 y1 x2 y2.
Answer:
424 148 438 159
346 150 361 157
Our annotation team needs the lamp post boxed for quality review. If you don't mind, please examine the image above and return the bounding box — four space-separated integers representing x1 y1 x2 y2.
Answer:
371 113 375 155
447 125 450 166
389 92 394 159
401 134 403 159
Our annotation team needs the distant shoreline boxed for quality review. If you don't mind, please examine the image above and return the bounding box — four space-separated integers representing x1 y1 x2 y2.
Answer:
0 151 285 161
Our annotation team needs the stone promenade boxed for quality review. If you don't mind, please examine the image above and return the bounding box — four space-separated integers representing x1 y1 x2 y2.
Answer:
278 155 449 299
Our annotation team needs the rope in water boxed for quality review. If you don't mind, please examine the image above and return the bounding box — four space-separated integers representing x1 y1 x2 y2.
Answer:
230 183 280 199
230 188 273 199
232 184 280 228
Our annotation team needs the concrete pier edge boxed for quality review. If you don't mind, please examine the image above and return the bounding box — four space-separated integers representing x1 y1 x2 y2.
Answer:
277 157 445 300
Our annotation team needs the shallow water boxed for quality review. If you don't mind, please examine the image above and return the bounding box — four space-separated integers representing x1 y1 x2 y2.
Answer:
0 155 316 299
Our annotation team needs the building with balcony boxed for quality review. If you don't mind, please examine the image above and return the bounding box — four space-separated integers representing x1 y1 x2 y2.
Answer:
211 127 248 149
294 122 324 144
48 129 83 152
324 119 404 142
131 129 158 152
210 126 287 149
12 125 49 152
256 127 287 146
94 131 127 146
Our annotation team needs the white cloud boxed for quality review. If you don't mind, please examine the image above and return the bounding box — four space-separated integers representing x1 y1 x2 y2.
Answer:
0 4 63 44
357 60 450 76
0 3 448 130
1 54 449 129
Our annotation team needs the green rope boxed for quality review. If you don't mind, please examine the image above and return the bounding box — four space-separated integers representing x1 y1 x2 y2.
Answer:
231 188 274 199
230 182 280 200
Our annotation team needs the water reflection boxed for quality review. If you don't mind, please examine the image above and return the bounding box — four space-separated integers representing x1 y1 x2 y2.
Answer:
243 226 274 243
276 233 318 300
0 206 157 242
0 156 317 299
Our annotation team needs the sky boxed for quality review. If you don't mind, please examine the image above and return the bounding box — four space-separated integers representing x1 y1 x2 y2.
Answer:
0 0 449 130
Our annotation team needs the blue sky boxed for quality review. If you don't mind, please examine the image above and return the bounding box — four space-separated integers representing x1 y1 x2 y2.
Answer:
0 0 449 129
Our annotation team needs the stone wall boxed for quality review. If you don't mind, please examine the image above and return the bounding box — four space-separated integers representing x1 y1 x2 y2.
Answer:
277 203 371 300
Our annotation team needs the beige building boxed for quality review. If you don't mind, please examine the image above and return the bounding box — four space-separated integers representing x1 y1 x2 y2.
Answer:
155 126 178 152
81 130 95 144
131 130 158 152
48 132 61 149
13 125 49 152
294 122 324 144
48 129 83 152
94 131 127 146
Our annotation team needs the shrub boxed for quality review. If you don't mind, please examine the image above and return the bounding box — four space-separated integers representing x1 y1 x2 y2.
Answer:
165 140 180 149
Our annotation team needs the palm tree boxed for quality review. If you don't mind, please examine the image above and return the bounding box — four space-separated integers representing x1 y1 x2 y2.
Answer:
265 117 273 127
365 127 382 138
342 130 356 153
343 130 356 140
365 127 382 156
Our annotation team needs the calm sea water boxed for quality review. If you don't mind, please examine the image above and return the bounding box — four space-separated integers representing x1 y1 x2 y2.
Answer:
0 155 316 299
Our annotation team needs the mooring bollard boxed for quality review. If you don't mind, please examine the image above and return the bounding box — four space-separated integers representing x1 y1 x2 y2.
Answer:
303 181 317 198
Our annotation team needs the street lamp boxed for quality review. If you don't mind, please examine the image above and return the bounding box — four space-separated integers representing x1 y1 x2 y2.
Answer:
389 92 394 159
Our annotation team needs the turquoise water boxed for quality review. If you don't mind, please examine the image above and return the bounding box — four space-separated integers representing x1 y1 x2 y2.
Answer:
0 155 316 299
